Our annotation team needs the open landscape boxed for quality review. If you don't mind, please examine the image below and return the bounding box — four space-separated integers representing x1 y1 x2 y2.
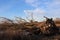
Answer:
0 0 60 40
0 16 60 40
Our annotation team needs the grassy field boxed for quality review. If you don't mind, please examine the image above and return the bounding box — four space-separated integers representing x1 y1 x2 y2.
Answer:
0 18 60 40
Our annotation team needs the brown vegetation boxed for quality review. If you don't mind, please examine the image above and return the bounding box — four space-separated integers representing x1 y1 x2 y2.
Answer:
0 17 60 40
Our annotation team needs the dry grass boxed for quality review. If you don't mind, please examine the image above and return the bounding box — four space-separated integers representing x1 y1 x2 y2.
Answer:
0 17 60 40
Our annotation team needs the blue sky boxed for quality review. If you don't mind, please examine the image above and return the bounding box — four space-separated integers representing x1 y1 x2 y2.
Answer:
0 0 60 21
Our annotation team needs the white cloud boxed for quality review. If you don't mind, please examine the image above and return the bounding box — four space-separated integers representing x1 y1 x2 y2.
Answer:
24 0 60 20
25 0 60 11
24 8 45 14
47 0 60 8
25 0 40 7
25 0 37 3
45 0 60 18
24 8 46 21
